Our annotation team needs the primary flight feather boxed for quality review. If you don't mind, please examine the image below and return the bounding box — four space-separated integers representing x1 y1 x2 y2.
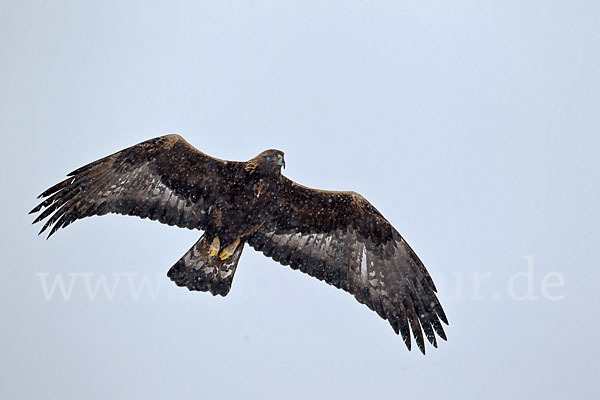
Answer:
30 135 447 353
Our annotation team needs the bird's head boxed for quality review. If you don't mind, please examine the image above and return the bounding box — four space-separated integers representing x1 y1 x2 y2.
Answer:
245 149 285 175
262 149 286 169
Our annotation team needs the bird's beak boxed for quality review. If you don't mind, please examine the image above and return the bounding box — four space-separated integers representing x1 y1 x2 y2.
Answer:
277 156 286 169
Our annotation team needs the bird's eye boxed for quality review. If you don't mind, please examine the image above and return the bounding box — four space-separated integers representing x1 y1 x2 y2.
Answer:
266 156 271 161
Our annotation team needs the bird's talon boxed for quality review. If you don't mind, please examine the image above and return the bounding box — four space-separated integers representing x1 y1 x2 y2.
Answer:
219 238 240 260
208 236 220 257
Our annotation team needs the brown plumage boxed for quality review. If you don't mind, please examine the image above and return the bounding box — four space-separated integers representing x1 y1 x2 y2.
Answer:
30 134 447 354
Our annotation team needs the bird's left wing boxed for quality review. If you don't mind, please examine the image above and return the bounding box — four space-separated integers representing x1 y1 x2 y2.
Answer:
30 135 242 237
247 176 447 354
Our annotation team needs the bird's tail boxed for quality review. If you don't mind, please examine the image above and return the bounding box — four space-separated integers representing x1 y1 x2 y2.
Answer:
167 233 244 296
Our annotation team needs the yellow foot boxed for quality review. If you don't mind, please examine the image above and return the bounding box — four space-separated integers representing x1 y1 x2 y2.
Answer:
208 236 220 257
219 237 241 260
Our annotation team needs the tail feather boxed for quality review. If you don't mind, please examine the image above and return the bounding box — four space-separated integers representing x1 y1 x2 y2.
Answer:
168 234 244 296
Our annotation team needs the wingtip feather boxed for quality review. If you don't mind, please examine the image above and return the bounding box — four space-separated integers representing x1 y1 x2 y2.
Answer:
438 309 449 325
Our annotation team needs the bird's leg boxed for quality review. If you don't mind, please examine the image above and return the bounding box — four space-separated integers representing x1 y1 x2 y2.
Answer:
208 236 220 257
219 237 241 260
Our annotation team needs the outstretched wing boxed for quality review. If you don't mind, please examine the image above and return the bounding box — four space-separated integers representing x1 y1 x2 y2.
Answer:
30 135 241 237
248 176 447 354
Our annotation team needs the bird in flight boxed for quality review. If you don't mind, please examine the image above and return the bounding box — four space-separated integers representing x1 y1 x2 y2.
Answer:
30 135 447 353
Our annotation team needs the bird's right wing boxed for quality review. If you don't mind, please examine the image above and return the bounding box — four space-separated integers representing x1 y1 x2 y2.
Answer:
248 176 447 354
30 134 241 237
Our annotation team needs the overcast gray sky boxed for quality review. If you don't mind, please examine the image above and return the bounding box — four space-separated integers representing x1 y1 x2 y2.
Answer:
1 1 599 399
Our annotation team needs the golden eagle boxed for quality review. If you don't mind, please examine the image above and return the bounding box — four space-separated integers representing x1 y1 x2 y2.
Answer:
30 135 447 353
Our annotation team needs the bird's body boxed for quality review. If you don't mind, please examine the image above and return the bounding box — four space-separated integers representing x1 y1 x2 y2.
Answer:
31 134 447 354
